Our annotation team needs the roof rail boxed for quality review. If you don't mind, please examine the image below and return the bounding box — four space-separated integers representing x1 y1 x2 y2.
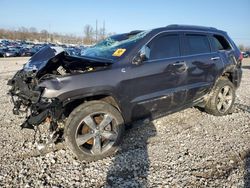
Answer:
166 24 217 30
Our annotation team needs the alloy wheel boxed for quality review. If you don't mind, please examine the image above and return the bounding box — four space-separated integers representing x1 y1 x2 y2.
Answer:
75 112 118 155
216 85 233 113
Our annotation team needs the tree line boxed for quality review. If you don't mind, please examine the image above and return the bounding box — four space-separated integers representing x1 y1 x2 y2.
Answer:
238 44 250 52
0 25 114 45
2 26 248 50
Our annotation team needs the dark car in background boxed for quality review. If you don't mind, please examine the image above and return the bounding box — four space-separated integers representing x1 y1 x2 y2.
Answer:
65 47 81 56
0 48 6 57
21 47 40 57
242 51 249 58
8 25 242 161
3 47 21 57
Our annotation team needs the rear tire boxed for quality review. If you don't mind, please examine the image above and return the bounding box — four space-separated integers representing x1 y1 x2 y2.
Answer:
205 77 235 116
65 101 124 161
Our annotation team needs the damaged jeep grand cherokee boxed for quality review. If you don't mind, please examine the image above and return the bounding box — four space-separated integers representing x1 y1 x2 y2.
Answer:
8 25 242 161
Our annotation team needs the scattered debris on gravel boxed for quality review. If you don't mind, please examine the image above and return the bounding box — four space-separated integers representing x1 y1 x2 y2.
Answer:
0 57 249 187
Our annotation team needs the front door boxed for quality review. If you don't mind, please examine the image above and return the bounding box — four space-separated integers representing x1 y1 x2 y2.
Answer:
120 32 191 120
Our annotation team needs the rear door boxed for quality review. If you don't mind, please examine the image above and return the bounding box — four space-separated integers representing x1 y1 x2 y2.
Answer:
181 32 224 102
209 34 237 67
209 34 241 87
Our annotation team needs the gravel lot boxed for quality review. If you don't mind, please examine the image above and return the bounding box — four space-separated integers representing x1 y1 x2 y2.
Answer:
0 57 249 187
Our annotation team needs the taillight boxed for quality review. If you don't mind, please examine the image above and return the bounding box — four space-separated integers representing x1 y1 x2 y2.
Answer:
239 53 243 61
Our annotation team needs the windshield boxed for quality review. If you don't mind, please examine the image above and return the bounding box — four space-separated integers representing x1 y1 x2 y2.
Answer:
81 30 149 59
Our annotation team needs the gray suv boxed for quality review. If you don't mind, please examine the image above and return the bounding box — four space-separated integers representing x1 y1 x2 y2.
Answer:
8 25 242 161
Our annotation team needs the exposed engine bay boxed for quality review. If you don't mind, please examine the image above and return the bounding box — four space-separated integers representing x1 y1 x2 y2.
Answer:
24 45 113 78
7 46 113 149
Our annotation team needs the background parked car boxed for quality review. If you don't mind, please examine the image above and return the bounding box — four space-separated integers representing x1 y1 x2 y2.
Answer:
0 39 85 58
0 48 6 57
65 47 81 56
245 51 250 57
242 52 249 58
3 48 20 57
21 47 39 57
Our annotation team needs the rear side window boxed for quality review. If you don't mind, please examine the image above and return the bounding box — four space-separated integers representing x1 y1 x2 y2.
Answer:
186 34 210 55
149 34 180 60
211 35 231 51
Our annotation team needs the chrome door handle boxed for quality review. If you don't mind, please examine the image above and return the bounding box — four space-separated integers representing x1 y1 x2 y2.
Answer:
211 57 220 61
173 61 186 66
172 61 187 72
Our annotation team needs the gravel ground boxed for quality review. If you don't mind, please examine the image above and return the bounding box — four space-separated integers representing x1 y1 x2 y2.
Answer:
0 57 249 187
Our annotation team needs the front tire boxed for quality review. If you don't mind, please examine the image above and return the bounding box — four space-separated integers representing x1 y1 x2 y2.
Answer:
65 101 124 161
205 78 235 116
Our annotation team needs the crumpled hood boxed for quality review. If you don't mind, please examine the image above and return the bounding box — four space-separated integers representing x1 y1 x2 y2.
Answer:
23 46 65 72
22 46 114 78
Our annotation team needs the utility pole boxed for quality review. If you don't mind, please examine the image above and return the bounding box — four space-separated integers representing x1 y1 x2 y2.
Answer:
103 21 105 38
48 24 51 43
83 26 84 45
96 19 98 42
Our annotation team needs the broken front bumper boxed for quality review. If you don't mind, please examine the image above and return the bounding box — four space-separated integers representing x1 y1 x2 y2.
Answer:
21 99 62 129
8 70 63 129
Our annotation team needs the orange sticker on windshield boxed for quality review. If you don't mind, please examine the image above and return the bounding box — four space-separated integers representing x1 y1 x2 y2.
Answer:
112 48 126 57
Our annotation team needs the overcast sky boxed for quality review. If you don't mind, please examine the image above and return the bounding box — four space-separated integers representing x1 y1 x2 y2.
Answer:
0 0 249 46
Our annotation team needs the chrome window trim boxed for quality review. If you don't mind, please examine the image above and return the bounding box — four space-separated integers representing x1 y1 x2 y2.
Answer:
145 52 218 63
132 29 233 64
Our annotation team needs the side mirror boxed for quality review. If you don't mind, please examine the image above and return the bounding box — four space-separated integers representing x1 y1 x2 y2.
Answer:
132 46 150 65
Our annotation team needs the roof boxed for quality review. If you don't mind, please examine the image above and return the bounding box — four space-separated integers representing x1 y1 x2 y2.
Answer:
148 24 226 35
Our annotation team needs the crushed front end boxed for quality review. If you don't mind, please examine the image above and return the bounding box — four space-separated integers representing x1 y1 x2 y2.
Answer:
7 47 65 132
7 65 64 152
8 69 63 131
7 46 113 150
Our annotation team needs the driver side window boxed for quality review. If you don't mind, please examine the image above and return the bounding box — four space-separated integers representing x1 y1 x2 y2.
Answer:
148 34 181 60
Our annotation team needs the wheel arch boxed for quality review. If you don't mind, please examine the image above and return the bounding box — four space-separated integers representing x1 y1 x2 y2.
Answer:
62 93 123 119
221 69 241 88
204 76 236 116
